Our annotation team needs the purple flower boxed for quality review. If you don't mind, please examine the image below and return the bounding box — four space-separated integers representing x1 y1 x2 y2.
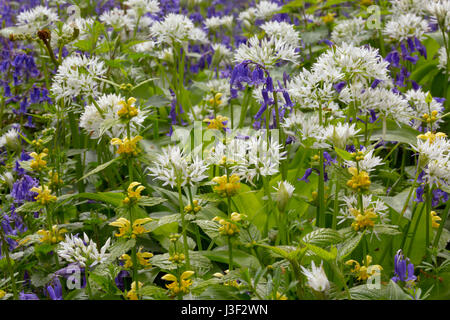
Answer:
11 174 38 204
19 291 39 300
392 249 417 284
46 278 63 300
115 270 130 292
299 168 313 183
334 81 346 93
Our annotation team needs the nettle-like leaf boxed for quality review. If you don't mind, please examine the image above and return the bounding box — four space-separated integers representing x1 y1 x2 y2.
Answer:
348 281 411 300
301 228 343 247
337 232 365 261
303 242 337 262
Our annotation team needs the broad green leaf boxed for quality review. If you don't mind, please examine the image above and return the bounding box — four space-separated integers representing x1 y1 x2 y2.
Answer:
202 249 260 269
302 228 343 247
337 232 364 261
78 157 120 182
303 242 337 261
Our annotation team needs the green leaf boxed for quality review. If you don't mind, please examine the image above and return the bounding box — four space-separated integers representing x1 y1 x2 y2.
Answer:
78 157 120 182
202 249 260 268
303 242 337 261
302 228 343 247
334 147 353 161
138 196 167 207
140 285 170 300
373 224 401 236
15 201 41 213
68 191 124 207
370 120 419 146
337 232 364 261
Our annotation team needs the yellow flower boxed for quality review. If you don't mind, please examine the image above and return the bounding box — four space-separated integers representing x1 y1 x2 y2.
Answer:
109 217 152 239
346 255 382 281
117 97 139 119
212 174 240 197
111 136 143 156
120 248 153 269
203 115 229 131
123 181 145 205
37 225 67 244
213 216 240 236
161 271 194 296
168 252 185 264
349 207 378 231
208 92 222 106
0 290 5 299
417 131 447 144
184 200 201 213
346 167 371 192
49 171 63 187
30 185 57 205
430 211 441 229
321 13 336 24
126 281 143 300
275 291 288 300
30 152 47 172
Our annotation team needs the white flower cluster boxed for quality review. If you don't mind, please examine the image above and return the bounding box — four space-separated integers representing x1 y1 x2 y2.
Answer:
412 134 450 186
260 21 300 47
206 131 286 183
426 0 450 31
51 53 107 103
319 123 361 149
150 13 207 45
79 94 145 139
238 1 281 28
204 15 234 30
234 36 299 67
331 17 372 46
0 128 20 149
57 233 111 268
344 148 384 172
124 0 160 16
301 261 330 292
16 5 59 33
147 145 209 188
383 13 430 42
390 0 426 16
405 89 445 130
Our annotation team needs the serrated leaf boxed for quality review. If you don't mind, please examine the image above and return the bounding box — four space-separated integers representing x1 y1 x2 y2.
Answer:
194 220 221 239
138 196 166 207
15 201 41 213
303 242 337 261
140 285 170 300
373 224 401 236
302 228 343 247
337 232 364 261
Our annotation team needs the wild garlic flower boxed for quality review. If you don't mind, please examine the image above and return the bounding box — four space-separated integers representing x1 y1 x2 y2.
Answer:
273 180 295 212
426 0 450 31
331 17 372 46
211 43 233 65
80 94 145 139
437 47 448 72
234 36 299 68
354 87 411 125
338 194 389 232
301 261 330 292
282 111 323 143
238 8 257 29
383 13 430 42
57 233 111 268
319 123 360 149
314 44 390 85
123 0 160 16
51 54 107 103
254 0 282 20
16 5 59 33
0 128 20 150
260 21 301 47
345 149 384 172
150 13 195 44
99 8 134 30
391 0 426 16
147 146 209 188
204 15 234 30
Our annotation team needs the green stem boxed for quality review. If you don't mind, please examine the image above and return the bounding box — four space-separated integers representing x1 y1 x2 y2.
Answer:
227 236 233 271
177 182 191 269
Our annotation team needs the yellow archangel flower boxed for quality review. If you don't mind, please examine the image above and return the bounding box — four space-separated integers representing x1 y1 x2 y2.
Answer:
0 290 5 299
213 215 240 236
123 181 145 205
346 167 371 192
321 12 336 24
203 115 229 131
212 174 241 197
49 171 63 187
109 217 152 239
120 247 153 269
110 135 143 156
417 131 447 144
430 211 441 229
346 255 382 281
117 97 139 119
275 291 288 300
161 271 195 295
184 200 201 213
208 92 222 106
37 225 67 244
349 207 378 231
126 281 143 300
30 185 57 205
30 152 47 172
